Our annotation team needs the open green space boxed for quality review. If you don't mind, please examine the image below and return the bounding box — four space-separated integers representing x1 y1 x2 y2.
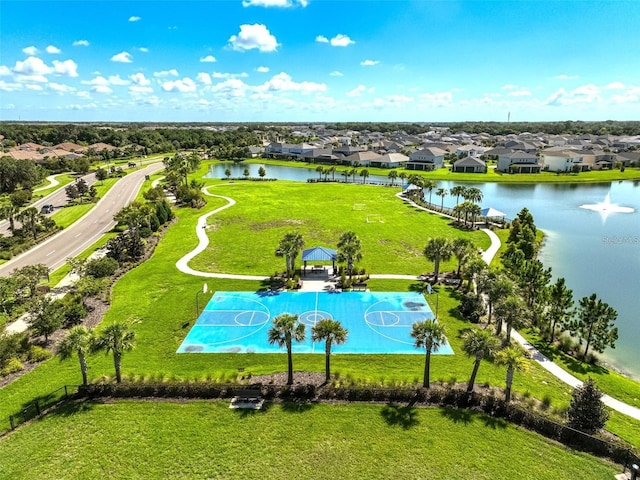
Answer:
0 400 617 480
190 181 490 275
31 174 75 199
241 158 640 183
50 177 119 229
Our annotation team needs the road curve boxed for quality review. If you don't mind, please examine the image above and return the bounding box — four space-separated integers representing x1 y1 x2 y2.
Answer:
0 162 165 276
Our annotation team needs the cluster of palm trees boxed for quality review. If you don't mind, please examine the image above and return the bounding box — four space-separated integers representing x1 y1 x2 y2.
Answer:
423 237 485 284
315 165 337 181
0 203 56 241
58 320 136 385
275 232 305 279
268 314 348 384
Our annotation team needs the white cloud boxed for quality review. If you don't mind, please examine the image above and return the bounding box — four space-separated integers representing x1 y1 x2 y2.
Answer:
161 77 197 93
129 16 141 22
111 52 133 63
196 72 212 85
242 0 307 7
417 91 454 107
129 85 154 94
82 76 109 86
360 59 379 66
92 85 113 94
138 47 149 53
46 45 61 54
555 74 579 80
346 85 372 97
13 57 52 76
0 81 23 92
154 69 179 77
545 83 601 107
108 74 129 85
256 66 269 73
329 71 343 77
22 46 39 56
257 72 325 94
330 34 354 47
212 72 249 79
604 81 625 90
49 82 76 93
52 59 79 77
200 55 217 63
502 84 517 90
315 35 329 43
0 66 11 76
364 94 413 108
508 88 531 97
129 73 150 85
25 84 43 91
210 78 249 97
73 40 90 47
228 24 279 52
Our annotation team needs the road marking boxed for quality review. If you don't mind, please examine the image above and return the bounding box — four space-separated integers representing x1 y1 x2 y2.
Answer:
46 250 56 257
75 233 82 238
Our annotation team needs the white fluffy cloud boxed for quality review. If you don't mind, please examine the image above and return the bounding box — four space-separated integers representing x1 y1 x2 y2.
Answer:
330 34 354 47
46 45 61 54
52 59 79 77
25 84 44 91
196 72 212 85
111 52 133 63
256 66 269 73
228 24 279 52
129 85 154 94
417 91 454 107
604 81 625 90
22 46 39 56
360 59 379 66
73 40 90 47
508 88 531 97
129 73 150 86
545 83 601 106
161 77 197 93
49 83 76 93
92 85 113 94
82 75 128 87
330 71 343 77
138 47 149 53
242 0 307 7
129 16 141 22
200 55 217 63
13 57 52 76
258 72 325 94
315 35 329 43
107 74 129 85
154 69 179 77
0 66 11 76
346 85 373 97
555 74 579 80
213 72 248 79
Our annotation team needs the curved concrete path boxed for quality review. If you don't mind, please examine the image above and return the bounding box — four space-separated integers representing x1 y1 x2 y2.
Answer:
33 174 63 192
175 184 640 420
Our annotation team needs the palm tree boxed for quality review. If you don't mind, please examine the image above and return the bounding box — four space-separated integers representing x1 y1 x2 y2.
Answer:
435 187 448 209
388 170 398 186
463 187 483 204
17 207 41 240
351 168 359 182
486 275 515 324
450 185 466 206
330 166 337 181
451 238 474 276
275 232 305 279
494 296 526 344
268 313 306 385
468 203 482 227
452 203 464 224
315 165 324 179
337 231 363 280
423 237 452 283
411 319 447 388
0 204 20 234
311 318 348 382
58 326 96 385
360 169 370 183
462 328 500 392
95 321 136 383
495 346 528 402
461 256 487 292
424 180 437 205
398 172 407 185
341 169 350 182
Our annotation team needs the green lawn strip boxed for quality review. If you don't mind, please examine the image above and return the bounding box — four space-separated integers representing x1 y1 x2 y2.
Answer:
31 174 75 199
190 181 490 276
0 401 617 480
607 411 640 448
522 328 640 410
134 172 166 202
237 158 640 183
50 177 119 228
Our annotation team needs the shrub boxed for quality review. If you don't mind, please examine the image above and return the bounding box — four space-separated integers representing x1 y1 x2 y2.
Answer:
567 378 609 434
458 293 485 323
1 357 24 376
62 300 88 327
27 345 52 362
85 256 119 278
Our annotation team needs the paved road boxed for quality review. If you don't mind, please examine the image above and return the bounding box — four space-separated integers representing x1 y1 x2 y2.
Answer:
0 162 164 276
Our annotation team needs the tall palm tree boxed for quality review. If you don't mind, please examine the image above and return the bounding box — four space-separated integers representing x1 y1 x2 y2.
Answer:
451 238 474 276
468 203 482 227
495 346 528 402
268 313 306 385
95 321 136 383
450 185 466 206
275 232 305 279
486 275 515 324
0 204 20 234
360 169 370 183
330 166 337 181
58 326 96 385
398 172 407 185
494 296 526 344
387 170 398 186
341 169 350 182
337 231 363 279
311 318 348 382
316 165 324 179
462 328 500 392
17 207 41 240
424 180 437 205
423 237 452 283
411 319 447 388
463 187 483 204
435 187 448 209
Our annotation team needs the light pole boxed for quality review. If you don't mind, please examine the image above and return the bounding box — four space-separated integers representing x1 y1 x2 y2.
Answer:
195 282 208 317
425 283 439 320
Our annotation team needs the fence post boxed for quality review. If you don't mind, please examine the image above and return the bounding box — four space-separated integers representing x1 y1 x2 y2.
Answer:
64 385 68 398
34 400 40 415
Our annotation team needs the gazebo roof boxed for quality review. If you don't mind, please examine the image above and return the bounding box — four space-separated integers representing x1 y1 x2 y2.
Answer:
481 207 506 217
302 246 337 262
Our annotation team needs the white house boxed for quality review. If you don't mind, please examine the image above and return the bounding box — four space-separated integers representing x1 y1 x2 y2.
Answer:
370 153 409 168
344 151 381 166
497 151 541 173
540 149 585 172
407 147 446 171
452 156 487 173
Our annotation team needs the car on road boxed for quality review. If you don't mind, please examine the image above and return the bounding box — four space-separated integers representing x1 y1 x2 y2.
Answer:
40 204 54 214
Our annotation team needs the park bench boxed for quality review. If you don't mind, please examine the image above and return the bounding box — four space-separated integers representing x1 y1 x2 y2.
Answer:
229 389 264 410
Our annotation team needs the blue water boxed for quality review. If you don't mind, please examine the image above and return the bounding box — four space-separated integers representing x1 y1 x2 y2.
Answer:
177 291 453 355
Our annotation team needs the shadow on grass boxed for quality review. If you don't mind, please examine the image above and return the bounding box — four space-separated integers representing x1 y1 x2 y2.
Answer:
482 415 508 430
47 399 96 418
380 404 419 430
280 400 315 414
528 335 609 377
439 406 475 425
232 401 274 418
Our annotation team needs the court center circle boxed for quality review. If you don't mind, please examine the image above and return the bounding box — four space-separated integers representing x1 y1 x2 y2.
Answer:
299 310 333 326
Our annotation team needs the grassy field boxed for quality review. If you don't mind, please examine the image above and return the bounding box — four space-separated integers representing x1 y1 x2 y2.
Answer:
0 400 618 480
190 180 490 275
32 173 75 198
50 177 119 228
242 158 640 183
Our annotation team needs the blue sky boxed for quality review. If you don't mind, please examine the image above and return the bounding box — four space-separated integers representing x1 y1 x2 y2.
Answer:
1 0 639 122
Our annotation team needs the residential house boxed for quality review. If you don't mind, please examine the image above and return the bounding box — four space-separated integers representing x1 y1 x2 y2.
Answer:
369 153 409 168
247 146 263 158
579 150 617 170
406 147 446 171
497 151 541 173
53 142 86 153
344 151 381 167
452 156 487 173
455 145 488 158
540 149 586 172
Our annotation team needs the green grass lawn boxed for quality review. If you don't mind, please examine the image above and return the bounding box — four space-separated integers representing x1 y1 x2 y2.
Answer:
31 173 75 198
241 158 640 183
0 400 617 480
190 181 490 275
50 177 119 228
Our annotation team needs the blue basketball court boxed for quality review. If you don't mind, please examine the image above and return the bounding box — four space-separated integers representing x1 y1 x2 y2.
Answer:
177 291 453 355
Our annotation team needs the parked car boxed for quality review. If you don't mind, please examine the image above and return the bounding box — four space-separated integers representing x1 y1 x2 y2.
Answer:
40 204 54 214
128 161 137 167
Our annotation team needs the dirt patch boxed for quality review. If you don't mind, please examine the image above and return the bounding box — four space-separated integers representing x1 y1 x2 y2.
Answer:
250 219 304 231
244 371 327 386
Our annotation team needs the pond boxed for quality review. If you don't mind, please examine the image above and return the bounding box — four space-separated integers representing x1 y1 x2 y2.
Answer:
206 163 640 379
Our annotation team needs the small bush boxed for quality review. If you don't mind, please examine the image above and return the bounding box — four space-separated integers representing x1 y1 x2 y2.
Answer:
85 256 119 278
541 394 552 411
1 357 24 376
27 345 52 363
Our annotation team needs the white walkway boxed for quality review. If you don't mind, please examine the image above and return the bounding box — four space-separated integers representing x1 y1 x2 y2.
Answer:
33 174 62 192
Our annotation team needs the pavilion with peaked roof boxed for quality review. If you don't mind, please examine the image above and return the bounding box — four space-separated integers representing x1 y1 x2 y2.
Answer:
301 246 337 274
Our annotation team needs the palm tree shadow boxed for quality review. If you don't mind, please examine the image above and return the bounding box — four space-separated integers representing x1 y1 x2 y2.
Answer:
48 399 96 418
482 415 508 430
380 403 419 430
439 406 475 425
280 400 315 413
